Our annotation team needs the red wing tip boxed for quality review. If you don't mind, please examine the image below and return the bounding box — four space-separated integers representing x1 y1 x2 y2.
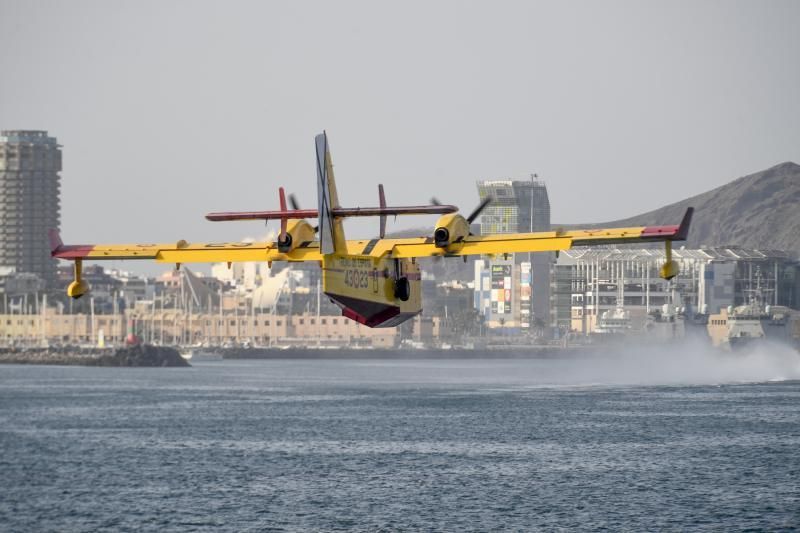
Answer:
641 207 694 241
52 245 95 259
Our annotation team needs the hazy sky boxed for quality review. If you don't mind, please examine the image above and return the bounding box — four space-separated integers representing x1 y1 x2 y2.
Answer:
1 1 799 274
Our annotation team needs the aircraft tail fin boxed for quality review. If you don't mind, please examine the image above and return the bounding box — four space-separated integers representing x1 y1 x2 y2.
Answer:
315 131 347 254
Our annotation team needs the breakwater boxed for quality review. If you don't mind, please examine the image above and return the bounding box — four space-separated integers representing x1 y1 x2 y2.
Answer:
0 345 190 367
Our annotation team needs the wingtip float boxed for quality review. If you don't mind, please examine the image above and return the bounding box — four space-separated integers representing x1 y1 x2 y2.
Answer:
50 132 694 327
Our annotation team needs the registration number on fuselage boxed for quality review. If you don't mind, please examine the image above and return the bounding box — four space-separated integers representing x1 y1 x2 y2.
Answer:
343 269 371 289
336 257 381 290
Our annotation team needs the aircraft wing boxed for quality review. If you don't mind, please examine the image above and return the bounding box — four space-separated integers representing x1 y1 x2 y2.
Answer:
50 208 692 263
49 231 323 264
359 207 694 259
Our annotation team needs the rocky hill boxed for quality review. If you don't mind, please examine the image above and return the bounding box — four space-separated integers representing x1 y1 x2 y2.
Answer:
390 162 800 262
569 161 800 253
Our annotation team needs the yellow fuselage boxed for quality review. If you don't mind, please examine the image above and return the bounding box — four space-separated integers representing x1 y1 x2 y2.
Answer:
322 253 421 328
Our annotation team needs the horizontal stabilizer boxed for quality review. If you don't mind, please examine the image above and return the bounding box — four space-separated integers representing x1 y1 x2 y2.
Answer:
206 209 319 222
206 205 457 222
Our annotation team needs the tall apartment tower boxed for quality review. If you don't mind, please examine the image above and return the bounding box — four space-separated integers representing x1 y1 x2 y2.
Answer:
476 176 551 330
0 131 61 289
477 176 550 236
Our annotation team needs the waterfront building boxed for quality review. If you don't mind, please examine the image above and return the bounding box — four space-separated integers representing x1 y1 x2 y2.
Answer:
476 176 551 331
474 257 512 329
421 279 473 318
159 268 222 312
0 131 61 289
0 310 399 348
0 267 46 308
109 269 156 308
553 246 800 335
210 260 267 291
473 258 541 332
55 264 121 314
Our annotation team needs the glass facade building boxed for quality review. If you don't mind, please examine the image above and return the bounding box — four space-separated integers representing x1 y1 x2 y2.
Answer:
477 176 550 235
475 176 552 331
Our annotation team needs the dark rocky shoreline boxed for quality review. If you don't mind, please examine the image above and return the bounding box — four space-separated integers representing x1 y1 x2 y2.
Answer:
0 345 190 367
0 345 594 363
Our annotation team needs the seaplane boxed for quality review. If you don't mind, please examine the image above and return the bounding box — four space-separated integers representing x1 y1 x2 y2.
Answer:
50 132 693 328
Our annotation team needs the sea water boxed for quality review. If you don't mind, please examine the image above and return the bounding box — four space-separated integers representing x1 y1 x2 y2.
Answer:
1 351 799 531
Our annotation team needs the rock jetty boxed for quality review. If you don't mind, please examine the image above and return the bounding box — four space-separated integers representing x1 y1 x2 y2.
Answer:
0 345 190 367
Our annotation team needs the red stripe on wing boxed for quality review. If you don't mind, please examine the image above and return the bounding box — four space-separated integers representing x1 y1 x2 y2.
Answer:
641 224 680 238
52 245 96 259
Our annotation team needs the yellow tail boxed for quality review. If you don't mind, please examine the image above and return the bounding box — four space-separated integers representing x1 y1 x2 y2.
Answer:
315 131 347 254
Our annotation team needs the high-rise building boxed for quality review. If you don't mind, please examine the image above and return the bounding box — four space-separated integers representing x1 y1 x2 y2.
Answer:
476 176 551 331
477 176 550 235
0 131 61 289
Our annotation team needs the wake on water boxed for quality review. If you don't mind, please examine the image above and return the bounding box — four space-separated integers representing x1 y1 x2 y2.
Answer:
564 339 800 387
349 341 800 389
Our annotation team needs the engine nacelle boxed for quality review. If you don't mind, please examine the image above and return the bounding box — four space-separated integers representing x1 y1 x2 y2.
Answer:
433 213 470 248
277 219 317 253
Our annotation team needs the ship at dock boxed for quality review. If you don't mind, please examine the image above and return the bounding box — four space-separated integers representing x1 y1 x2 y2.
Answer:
707 278 798 351
589 282 690 343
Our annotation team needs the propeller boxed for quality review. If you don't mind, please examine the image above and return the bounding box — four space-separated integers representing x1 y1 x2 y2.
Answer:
283 192 318 233
466 196 492 225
